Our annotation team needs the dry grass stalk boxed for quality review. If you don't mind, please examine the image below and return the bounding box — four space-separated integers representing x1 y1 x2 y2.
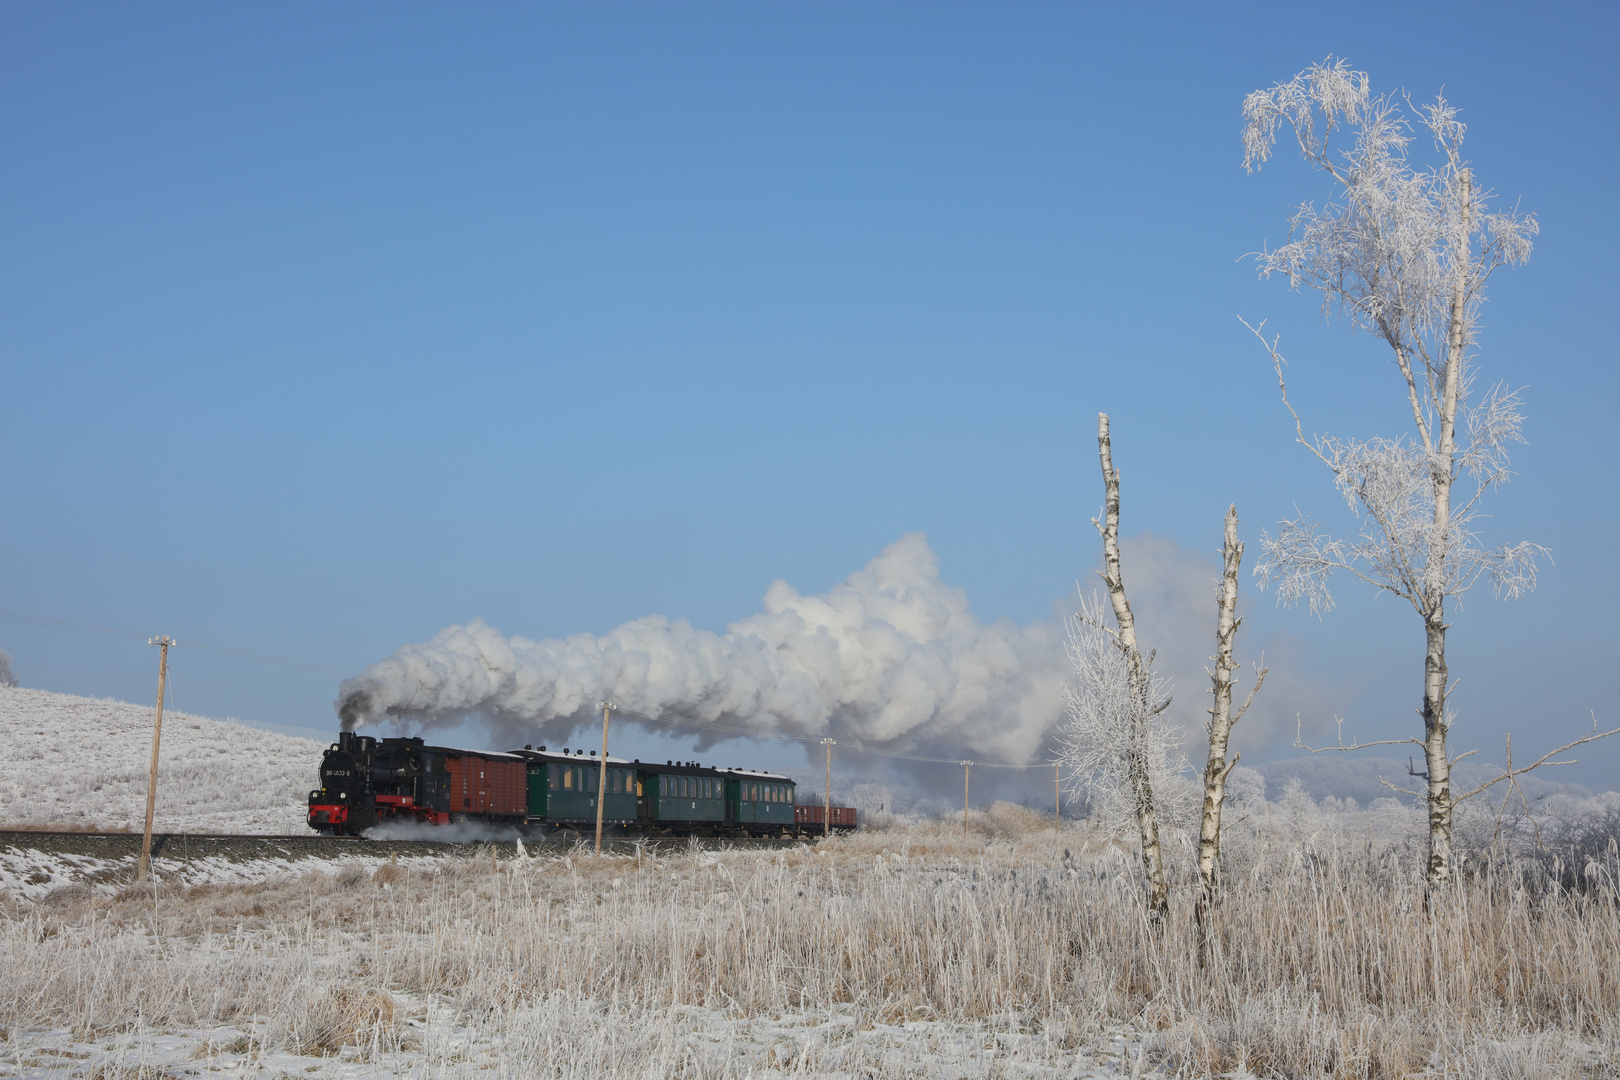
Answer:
1 810 1615 1077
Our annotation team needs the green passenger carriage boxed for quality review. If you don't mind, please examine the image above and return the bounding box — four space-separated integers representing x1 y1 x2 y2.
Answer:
310 732 853 837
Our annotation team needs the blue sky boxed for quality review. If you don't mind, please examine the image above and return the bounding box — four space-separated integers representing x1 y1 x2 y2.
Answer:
3 3 1616 789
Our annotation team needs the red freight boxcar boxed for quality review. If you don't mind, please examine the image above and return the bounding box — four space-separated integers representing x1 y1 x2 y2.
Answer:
445 751 526 818
795 804 858 831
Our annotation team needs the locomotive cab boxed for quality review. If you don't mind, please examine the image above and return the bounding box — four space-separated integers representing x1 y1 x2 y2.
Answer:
309 733 454 834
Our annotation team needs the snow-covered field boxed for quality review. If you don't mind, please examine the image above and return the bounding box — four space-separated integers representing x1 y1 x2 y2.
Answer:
0 686 328 834
0 824 1165 1080
3 810 1618 1079
4 685 1619 1077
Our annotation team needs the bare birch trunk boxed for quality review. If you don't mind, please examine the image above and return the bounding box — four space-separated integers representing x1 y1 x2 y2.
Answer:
1421 169 1471 897
1195 505 1259 955
1095 413 1167 923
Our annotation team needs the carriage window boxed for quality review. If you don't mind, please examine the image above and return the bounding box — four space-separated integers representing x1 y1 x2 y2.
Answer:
787 786 794 805
587 768 597 793
548 764 559 790
659 775 668 797
682 776 691 798
562 767 574 790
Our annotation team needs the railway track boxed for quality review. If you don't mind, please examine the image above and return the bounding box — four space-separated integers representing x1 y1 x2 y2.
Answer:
0 828 812 865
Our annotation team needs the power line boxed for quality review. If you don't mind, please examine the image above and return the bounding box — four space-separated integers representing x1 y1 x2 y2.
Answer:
0 607 346 674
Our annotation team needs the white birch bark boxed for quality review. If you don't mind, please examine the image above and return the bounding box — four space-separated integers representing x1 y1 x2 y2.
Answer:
1195 505 1265 952
1095 413 1168 923
1419 169 1469 892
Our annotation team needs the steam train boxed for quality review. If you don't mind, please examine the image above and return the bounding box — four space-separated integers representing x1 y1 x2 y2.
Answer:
308 731 858 837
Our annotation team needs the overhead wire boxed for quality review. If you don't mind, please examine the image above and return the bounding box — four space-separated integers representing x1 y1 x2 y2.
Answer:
0 607 348 674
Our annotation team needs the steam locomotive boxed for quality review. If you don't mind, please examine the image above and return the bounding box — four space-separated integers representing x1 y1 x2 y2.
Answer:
308 731 857 837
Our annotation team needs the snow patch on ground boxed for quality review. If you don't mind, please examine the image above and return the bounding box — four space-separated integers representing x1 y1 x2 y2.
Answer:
0 845 445 902
0 998 1147 1079
0 686 328 834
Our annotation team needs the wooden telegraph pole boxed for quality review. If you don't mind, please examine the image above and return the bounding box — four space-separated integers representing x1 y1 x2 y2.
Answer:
962 760 972 838
821 738 834 837
137 636 174 882
594 701 614 855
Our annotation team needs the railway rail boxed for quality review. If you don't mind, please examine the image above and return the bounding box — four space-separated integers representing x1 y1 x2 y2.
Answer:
0 828 814 865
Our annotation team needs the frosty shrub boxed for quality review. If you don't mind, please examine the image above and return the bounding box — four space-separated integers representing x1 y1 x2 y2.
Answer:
1057 592 1196 840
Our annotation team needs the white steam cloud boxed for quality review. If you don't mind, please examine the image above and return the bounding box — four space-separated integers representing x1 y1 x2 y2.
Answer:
337 534 1069 765
336 531 1348 779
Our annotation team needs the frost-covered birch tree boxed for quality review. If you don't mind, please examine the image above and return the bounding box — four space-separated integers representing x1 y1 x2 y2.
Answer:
1240 59 1543 892
1056 414 1189 922
1195 505 1265 953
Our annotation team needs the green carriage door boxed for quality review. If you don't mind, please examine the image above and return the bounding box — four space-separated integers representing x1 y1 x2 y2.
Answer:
605 766 636 821
527 764 548 817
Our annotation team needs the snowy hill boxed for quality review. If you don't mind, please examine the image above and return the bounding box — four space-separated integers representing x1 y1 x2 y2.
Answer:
0 686 328 834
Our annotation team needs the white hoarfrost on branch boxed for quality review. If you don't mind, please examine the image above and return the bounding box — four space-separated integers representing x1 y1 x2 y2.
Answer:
1251 400 1545 618
1241 57 1552 892
1056 591 1195 838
